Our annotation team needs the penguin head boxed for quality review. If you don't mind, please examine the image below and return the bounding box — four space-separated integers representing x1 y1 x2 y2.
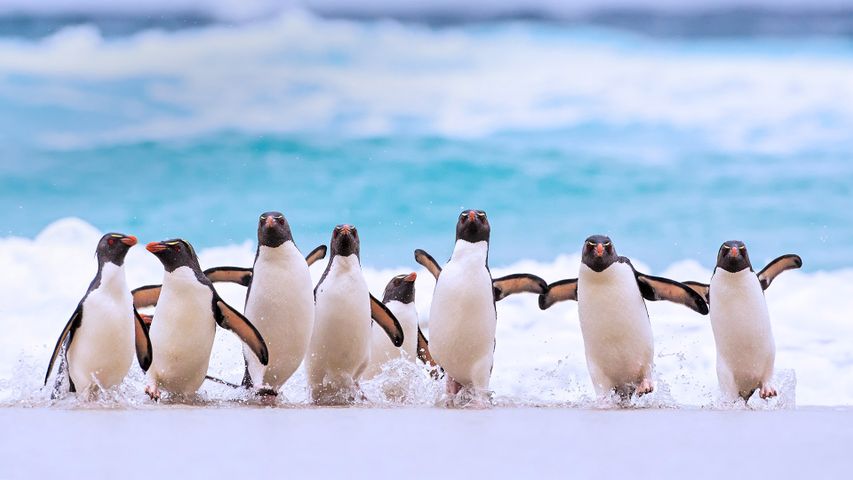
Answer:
581 235 617 272
96 233 137 266
716 240 752 272
456 209 490 243
382 272 417 304
330 224 360 258
257 211 293 248
146 239 201 272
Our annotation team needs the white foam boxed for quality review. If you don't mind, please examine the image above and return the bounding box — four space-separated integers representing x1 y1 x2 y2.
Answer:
1 11 851 152
1 218 851 406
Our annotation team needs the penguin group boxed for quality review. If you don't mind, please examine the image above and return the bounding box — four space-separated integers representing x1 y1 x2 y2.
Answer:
44 209 801 406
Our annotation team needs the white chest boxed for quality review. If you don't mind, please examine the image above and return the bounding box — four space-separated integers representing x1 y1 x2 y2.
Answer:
709 269 774 357
246 243 315 329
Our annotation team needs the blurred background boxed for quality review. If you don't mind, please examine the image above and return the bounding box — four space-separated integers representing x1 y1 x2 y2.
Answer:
1 0 851 269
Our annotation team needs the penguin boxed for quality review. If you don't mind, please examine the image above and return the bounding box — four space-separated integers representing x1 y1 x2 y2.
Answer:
134 239 268 400
414 209 547 396
538 235 709 400
44 233 151 399
199 211 326 395
306 224 404 404
682 241 802 402
364 272 438 379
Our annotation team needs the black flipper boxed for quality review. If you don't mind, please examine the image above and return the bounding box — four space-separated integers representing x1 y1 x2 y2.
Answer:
635 273 709 315
305 245 328 266
758 254 802 290
131 284 162 309
132 308 153 372
493 273 548 301
212 296 269 365
203 267 253 286
370 294 404 347
414 249 442 280
538 279 578 310
682 281 710 305
416 326 443 379
44 304 82 387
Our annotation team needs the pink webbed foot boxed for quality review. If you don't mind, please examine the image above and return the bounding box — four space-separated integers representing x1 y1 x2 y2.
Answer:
759 384 777 399
636 378 654 396
446 377 463 396
145 384 160 401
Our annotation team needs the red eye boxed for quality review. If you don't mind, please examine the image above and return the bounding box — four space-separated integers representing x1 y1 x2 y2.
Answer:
107 238 115 246
277 218 284 225
175 245 181 252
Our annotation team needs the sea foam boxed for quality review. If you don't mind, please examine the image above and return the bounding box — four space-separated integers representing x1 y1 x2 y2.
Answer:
1 218 850 407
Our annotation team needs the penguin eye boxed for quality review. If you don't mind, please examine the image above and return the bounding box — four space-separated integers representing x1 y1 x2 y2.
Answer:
477 212 486 218
739 245 746 250
587 241 596 247
604 242 611 247
107 238 115 246
277 218 284 225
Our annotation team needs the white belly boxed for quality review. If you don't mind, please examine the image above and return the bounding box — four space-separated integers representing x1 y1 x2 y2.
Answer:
365 301 419 378
243 243 315 390
710 269 775 396
577 263 654 394
67 264 134 392
306 255 372 395
147 267 216 395
428 241 496 390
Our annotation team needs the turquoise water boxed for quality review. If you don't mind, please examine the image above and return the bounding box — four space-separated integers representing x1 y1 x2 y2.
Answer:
1 12 851 270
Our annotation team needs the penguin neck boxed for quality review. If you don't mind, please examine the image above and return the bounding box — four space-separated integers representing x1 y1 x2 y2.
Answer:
450 240 488 265
330 254 361 273
96 262 128 295
256 241 297 264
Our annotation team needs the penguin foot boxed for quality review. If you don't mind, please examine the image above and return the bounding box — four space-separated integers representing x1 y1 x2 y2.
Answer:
256 387 278 397
144 384 161 402
636 378 654 396
446 377 463 395
759 384 777 399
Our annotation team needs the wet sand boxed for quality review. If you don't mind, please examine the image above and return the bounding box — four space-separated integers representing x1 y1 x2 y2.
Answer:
1 407 850 479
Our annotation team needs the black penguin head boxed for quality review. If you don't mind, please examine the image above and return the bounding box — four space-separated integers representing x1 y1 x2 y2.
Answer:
716 240 752 273
257 211 293 248
96 233 137 267
456 209 490 243
330 224 360 258
146 238 201 272
382 272 417 304
581 235 618 272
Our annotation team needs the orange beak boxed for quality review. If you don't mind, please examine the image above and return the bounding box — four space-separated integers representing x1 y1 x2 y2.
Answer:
730 246 739 257
121 235 137 246
468 211 476 221
146 242 167 253
265 216 275 228
404 272 417 282
340 225 351 235
595 243 605 257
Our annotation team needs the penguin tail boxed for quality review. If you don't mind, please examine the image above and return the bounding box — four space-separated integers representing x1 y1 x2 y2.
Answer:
204 375 243 389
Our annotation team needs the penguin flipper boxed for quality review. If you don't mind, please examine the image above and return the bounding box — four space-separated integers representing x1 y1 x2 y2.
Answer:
204 267 253 286
758 254 802 290
44 304 82 386
414 249 442 280
682 281 710 304
416 326 443 379
369 294 404 347
132 284 162 309
305 245 328 266
213 297 269 366
133 308 153 372
493 273 548 301
636 273 709 315
538 279 578 310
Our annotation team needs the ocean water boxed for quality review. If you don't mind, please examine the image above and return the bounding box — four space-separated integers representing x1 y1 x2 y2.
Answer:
1 7 852 407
